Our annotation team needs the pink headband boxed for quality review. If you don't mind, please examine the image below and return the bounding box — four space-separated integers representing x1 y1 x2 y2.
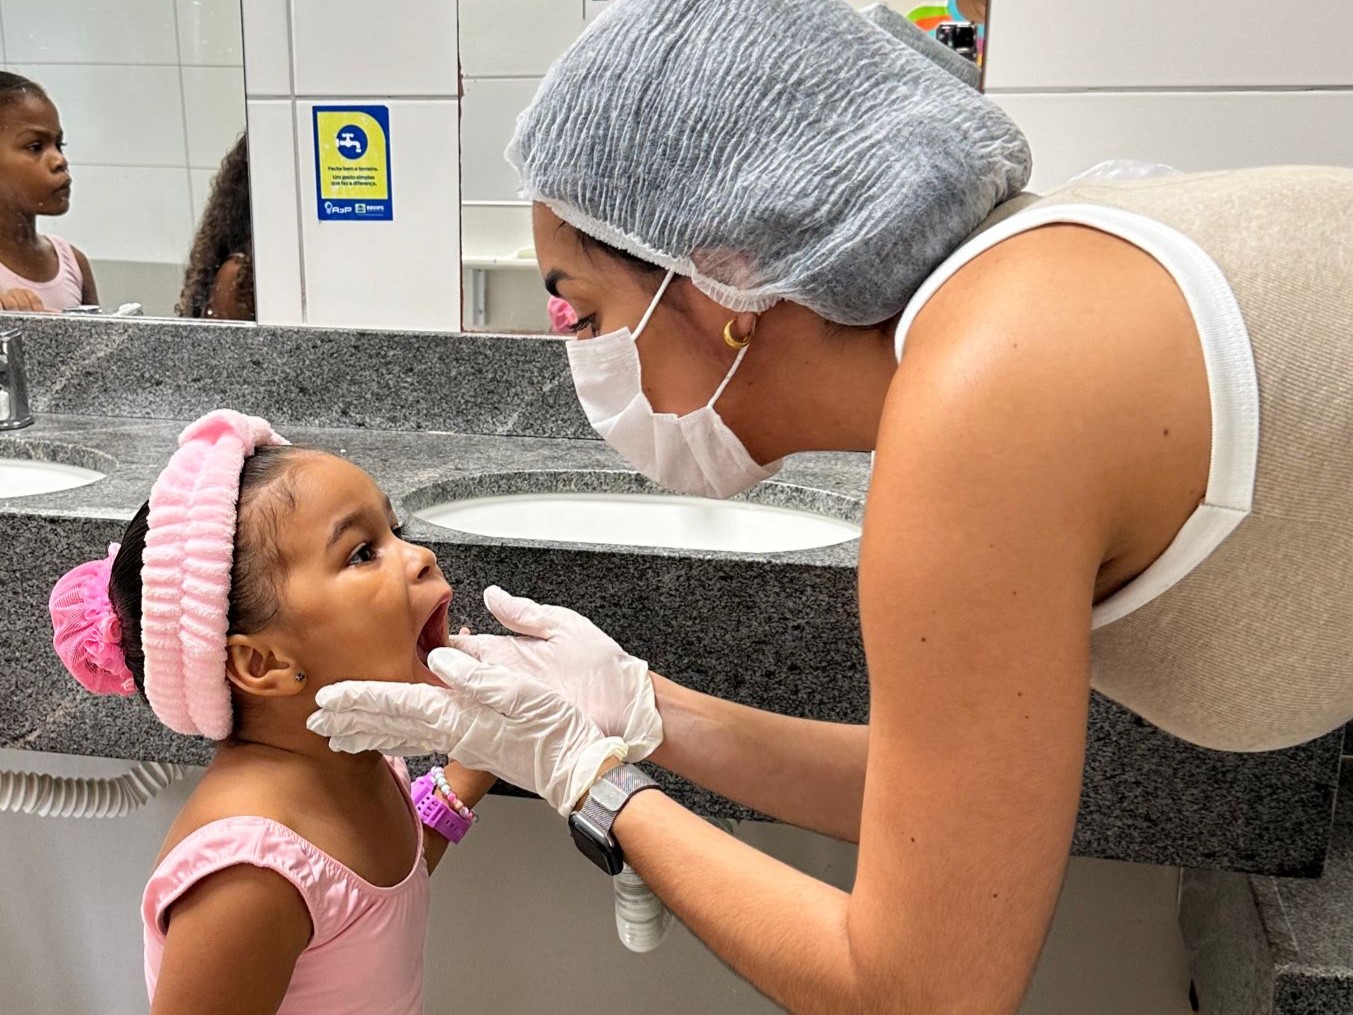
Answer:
48 410 288 739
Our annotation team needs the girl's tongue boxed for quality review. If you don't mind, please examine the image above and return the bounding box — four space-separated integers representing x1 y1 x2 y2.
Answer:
416 600 451 671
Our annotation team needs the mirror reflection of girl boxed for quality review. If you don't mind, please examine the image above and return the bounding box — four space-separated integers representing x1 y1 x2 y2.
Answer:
177 134 254 320
49 409 493 1014
0 72 97 312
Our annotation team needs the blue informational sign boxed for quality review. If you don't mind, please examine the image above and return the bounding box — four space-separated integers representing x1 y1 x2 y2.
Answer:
313 105 392 221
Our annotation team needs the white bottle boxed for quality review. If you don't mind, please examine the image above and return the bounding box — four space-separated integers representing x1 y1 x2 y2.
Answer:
614 864 672 953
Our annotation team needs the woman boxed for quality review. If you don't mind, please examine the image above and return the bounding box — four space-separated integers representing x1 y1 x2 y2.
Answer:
308 1 1353 1011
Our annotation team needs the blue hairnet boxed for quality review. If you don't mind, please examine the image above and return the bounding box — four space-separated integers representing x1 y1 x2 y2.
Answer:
508 0 1032 326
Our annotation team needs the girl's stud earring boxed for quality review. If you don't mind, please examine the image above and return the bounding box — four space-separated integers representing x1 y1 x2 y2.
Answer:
294 672 307 684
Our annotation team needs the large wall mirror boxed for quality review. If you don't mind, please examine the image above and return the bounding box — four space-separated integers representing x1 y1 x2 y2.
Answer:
1 1 988 333
458 0 991 334
4 0 244 320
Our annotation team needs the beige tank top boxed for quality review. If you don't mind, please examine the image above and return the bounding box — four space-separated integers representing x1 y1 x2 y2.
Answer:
895 166 1353 752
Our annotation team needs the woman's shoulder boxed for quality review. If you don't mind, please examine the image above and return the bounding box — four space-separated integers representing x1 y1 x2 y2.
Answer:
905 220 1194 370
884 219 1212 590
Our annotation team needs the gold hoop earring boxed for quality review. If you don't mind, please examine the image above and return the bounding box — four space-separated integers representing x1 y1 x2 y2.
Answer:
723 318 755 350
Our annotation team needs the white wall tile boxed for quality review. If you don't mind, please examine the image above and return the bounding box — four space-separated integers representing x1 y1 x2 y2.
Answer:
182 65 246 168
189 166 217 224
995 91 1353 192
12 63 186 168
175 0 244 66
986 0 1353 91
40 165 193 264
245 98 304 325
2 0 178 65
290 0 458 97
296 99 460 331
459 0 585 77
240 0 292 97
461 77 539 202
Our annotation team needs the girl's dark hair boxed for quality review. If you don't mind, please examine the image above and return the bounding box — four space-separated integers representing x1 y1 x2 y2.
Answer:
0 71 47 107
176 133 254 320
108 445 307 696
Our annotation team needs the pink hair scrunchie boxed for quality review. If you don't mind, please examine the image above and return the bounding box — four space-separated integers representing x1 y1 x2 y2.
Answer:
547 295 577 334
49 543 136 697
140 410 289 739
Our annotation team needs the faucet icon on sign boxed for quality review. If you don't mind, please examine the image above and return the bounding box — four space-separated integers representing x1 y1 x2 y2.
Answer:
332 122 370 160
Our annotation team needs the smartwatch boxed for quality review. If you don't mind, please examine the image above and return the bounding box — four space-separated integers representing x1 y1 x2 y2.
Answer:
568 763 660 875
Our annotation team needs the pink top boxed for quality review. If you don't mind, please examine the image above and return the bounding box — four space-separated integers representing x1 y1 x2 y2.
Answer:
0 234 84 310
142 758 428 1014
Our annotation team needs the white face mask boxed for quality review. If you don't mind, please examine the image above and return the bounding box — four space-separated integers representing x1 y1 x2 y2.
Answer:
565 270 783 500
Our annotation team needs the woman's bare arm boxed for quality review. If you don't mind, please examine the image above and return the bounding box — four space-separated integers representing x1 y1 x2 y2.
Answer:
649 676 868 841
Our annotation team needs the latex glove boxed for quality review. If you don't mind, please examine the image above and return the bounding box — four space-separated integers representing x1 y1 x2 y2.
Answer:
307 650 626 816
447 586 663 762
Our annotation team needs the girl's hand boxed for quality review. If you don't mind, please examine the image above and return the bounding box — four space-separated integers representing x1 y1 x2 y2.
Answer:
0 287 50 312
447 586 663 761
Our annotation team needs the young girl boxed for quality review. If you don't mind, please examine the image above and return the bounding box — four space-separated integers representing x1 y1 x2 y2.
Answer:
0 72 97 312
49 409 492 1014
177 134 253 320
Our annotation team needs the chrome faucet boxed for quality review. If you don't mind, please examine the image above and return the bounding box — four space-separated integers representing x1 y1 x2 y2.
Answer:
0 330 34 430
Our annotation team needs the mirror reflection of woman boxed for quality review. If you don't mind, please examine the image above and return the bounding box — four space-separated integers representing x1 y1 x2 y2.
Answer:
177 134 254 321
0 72 98 313
309 1 1353 1011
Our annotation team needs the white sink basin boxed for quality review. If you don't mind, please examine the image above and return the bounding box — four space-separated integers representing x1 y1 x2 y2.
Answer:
415 491 860 553
0 458 106 499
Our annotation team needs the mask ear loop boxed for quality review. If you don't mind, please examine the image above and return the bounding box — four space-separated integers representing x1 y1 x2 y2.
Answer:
632 270 676 341
707 337 754 409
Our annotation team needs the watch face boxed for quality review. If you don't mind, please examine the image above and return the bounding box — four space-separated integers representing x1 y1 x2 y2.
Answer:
569 813 624 876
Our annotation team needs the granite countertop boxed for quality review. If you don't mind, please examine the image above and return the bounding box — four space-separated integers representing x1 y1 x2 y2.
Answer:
1 413 1343 876
1182 767 1353 1013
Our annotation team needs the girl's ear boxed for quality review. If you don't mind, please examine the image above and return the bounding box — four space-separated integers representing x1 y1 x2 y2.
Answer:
225 633 306 698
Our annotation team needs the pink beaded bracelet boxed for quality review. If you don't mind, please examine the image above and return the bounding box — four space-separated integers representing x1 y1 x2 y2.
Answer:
430 766 478 823
411 771 474 845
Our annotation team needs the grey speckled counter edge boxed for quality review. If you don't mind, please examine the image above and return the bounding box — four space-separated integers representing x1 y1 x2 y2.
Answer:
14 312 595 439
1 414 1343 876
1181 771 1353 1013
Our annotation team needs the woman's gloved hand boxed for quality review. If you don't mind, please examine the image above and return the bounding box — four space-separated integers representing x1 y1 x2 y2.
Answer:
307 648 626 816
446 586 663 762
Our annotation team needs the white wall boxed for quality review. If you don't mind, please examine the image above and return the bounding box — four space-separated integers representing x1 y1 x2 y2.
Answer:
985 0 1353 189
0 750 1193 1015
4 0 246 315
243 0 461 331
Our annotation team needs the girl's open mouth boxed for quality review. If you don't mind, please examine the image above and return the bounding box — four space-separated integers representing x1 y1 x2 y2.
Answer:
416 595 452 671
